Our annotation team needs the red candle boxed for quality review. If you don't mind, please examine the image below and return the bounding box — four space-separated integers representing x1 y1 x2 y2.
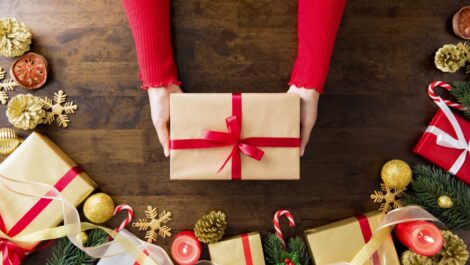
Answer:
171 231 201 265
394 221 443 256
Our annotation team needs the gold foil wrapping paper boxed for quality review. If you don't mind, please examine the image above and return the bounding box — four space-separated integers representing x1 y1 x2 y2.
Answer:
208 232 266 265
0 132 96 250
170 93 300 180
304 211 400 265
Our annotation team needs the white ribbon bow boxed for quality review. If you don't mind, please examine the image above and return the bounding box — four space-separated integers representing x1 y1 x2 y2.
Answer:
425 99 470 175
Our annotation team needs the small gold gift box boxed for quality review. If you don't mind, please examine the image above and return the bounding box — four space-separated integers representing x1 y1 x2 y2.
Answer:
208 232 266 265
304 211 400 265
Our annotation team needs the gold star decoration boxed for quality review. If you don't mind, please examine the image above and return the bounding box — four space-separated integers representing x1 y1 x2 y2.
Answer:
0 66 18 105
41 90 77 128
370 183 405 213
132 206 172 243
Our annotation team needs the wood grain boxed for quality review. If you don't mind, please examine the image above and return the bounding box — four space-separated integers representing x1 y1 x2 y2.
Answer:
0 0 468 263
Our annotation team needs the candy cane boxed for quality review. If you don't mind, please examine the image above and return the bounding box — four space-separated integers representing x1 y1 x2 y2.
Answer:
273 210 295 247
427 81 465 110
109 204 134 240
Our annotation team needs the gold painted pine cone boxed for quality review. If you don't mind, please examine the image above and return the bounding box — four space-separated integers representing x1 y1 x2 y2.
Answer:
0 18 32 57
194 210 227 244
6 94 45 130
434 44 468 73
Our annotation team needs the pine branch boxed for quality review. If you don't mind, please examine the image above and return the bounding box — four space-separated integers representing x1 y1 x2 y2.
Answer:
404 165 470 229
264 233 284 265
287 237 310 265
451 81 470 119
46 229 108 265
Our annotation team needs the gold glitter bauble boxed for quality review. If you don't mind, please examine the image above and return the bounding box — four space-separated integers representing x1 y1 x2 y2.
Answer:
381 159 412 189
81 231 88 244
83 193 115 224
438 195 454 209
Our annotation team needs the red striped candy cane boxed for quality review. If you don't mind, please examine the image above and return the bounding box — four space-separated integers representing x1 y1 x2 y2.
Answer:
427 81 465 110
273 210 295 247
109 204 134 240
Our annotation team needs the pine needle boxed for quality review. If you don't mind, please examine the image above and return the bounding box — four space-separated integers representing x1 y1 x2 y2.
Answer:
287 236 310 265
451 81 470 119
46 229 108 265
404 165 470 229
264 233 284 265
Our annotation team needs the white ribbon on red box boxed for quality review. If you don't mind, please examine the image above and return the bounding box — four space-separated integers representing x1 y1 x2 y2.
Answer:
425 81 470 175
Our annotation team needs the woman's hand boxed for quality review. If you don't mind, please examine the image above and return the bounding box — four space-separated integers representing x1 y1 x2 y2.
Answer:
148 84 183 157
287 85 320 156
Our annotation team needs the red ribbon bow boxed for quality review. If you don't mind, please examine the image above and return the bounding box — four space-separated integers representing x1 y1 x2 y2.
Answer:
170 93 300 180
204 115 265 173
0 216 28 265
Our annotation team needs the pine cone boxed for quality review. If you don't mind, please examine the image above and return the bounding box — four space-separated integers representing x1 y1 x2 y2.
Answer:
0 18 32 57
401 250 433 265
194 210 227 244
434 230 469 265
7 94 45 130
435 44 467 73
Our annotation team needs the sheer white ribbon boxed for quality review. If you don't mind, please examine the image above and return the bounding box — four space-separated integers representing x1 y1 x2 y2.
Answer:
0 173 173 265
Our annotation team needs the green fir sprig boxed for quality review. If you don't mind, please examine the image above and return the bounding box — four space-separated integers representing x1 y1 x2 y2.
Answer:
450 81 470 119
46 229 108 265
404 165 470 229
263 233 310 265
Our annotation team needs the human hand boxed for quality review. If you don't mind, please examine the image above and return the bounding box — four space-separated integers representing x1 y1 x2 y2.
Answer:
287 85 320 156
148 84 183 157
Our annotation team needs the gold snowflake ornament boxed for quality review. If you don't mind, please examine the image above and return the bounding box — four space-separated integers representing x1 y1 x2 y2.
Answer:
41 90 77 128
0 66 18 105
132 206 172 243
370 183 405 213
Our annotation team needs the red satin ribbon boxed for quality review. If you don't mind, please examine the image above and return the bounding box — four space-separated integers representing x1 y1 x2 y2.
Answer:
356 214 381 265
170 93 300 180
0 166 82 265
241 234 253 265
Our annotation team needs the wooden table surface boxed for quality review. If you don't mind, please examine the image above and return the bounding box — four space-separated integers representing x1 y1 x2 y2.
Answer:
1 0 469 263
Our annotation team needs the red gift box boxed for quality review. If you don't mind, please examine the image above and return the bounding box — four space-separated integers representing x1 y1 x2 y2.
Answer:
414 81 470 185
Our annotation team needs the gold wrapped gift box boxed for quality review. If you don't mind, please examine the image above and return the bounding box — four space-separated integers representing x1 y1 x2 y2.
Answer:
209 232 265 265
170 93 300 180
0 132 96 250
304 211 400 265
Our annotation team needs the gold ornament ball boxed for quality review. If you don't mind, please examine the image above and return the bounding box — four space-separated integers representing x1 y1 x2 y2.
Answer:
438 195 454 208
81 231 88 244
83 193 115 224
381 159 412 189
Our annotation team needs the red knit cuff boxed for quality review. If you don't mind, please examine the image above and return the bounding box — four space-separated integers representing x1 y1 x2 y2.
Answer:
140 78 182 90
288 80 324 94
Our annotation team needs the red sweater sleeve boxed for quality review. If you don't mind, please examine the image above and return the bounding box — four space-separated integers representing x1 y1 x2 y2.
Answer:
289 0 346 93
122 0 181 89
